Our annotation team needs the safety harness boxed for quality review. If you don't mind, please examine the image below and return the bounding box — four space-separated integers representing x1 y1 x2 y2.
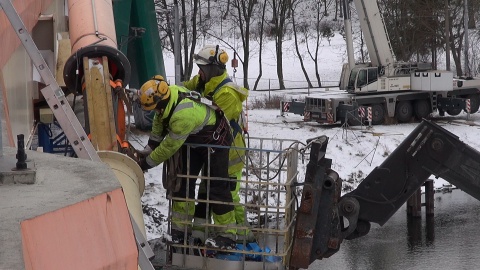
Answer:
206 78 246 138
161 90 231 146
161 90 231 193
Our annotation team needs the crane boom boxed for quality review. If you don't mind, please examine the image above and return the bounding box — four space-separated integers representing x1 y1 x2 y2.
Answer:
353 0 395 69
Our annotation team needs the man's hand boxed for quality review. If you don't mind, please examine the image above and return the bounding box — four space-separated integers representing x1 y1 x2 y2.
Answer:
136 145 153 158
135 145 152 160
137 157 153 172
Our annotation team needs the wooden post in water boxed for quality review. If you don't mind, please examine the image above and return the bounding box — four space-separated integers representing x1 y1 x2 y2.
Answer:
424 180 435 216
407 188 422 217
407 179 435 217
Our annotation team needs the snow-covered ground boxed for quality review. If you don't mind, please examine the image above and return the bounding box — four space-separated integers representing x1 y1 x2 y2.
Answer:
136 34 480 241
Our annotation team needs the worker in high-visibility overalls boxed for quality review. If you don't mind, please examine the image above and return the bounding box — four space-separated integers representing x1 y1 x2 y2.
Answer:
137 76 237 249
183 45 254 243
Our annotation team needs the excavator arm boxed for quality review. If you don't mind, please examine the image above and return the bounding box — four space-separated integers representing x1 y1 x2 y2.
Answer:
290 120 480 269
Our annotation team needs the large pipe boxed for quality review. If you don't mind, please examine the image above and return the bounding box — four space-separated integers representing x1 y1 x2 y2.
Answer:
98 151 147 239
64 1 143 235
63 0 130 92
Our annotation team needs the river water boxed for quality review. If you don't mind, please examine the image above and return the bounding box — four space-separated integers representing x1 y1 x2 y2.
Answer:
309 189 480 270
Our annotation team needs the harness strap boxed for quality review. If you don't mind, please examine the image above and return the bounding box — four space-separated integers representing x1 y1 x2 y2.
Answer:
179 91 219 110
178 91 226 132
230 119 242 138
165 91 230 144
207 78 232 100
161 95 184 136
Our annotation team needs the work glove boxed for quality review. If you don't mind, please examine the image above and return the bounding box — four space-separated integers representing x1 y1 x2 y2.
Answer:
137 156 153 172
136 145 153 160
147 139 161 150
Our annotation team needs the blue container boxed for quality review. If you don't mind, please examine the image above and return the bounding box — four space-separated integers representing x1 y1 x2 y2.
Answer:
37 123 53 153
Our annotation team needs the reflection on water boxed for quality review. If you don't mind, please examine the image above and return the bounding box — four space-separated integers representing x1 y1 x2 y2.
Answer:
406 215 434 248
309 189 480 270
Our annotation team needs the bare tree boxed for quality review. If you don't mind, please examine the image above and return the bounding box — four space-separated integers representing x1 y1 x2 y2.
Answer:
290 0 313 88
268 0 291 89
469 33 480 76
299 0 335 87
231 0 259 89
380 0 448 66
377 0 415 62
157 0 175 53
358 31 367 62
334 0 340 21
223 0 231 19
448 0 467 76
155 0 200 81
206 0 211 19
183 0 201 81
468 3 480 75
253 0 268 91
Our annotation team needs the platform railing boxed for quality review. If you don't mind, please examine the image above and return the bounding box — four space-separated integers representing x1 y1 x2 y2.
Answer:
167 137 301 270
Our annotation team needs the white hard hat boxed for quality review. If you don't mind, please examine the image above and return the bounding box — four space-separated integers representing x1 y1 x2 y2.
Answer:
193 45 229 66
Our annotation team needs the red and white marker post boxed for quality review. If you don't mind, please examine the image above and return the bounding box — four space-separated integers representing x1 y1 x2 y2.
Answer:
367 106 372 127
466 99 471 120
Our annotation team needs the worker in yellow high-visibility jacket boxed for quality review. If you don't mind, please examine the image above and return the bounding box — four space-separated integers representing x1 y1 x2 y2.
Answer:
183 45 254 243
137 75 237 249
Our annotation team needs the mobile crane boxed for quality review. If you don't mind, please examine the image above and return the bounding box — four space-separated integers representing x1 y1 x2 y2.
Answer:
289 119 480 269
283 0 480 125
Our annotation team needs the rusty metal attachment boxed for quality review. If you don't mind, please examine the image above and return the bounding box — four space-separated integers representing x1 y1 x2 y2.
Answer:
290 137 343 269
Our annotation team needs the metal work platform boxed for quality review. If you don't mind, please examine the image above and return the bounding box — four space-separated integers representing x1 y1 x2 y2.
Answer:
157 138 301 270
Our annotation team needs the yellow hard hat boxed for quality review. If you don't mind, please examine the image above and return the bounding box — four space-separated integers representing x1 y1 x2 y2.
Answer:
193 45 228 66
139 75 170 111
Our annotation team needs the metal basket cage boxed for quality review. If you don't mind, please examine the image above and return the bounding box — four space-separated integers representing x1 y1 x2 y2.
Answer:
166 137 301 270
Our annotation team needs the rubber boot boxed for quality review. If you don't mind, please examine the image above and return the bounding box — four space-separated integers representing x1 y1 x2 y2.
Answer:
205 211 237 250
191 217 209 244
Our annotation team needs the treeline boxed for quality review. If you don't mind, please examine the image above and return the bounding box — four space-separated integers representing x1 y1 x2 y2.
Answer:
155 0 480 90
380 0 480 77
